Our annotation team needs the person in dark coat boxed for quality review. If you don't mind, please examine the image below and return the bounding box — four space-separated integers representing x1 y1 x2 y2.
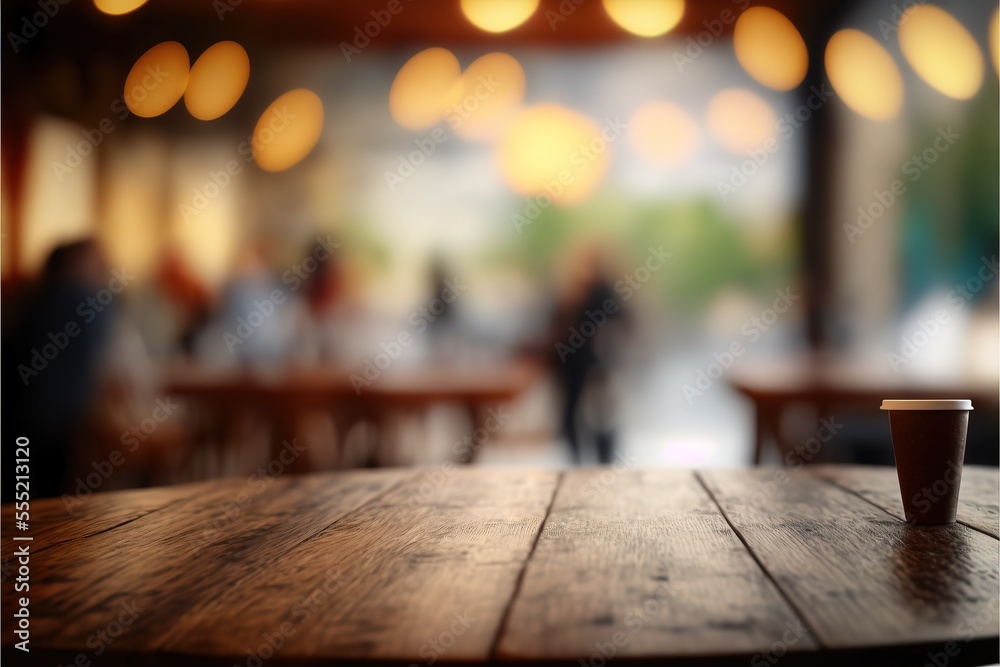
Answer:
549 247 629 464
4 240 116 499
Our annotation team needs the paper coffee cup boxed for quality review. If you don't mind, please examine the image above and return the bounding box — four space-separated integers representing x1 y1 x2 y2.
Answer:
880 399 973 524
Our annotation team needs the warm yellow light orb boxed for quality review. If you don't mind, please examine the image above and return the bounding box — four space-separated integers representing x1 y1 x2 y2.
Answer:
252 89 324 172
390 48 463 131
497 104 608 206
706 89 777 154
451 53 526 142
825 29 904 121
124 41 190 118
602 0 684 38
94 0 148 15
460 0 539 33
734 7 808 91
899 5 983 100
184 42 250 121
628 101 698 168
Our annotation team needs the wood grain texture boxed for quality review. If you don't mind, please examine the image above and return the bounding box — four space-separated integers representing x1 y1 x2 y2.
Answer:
155 468 559 663
4 466 999 667
699 468 1000 652
1 482 201 556
815 464 1000 538
2 470 409 656
496 469 818 660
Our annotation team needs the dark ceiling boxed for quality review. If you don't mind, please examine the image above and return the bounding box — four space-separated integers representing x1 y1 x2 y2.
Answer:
4 0 823 53
0 0 851 145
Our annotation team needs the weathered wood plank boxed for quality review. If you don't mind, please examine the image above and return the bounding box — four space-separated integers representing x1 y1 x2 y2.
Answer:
2 469 410 655
699 468 1000 652
815 464 999 539
154 468 559 663
496 469 818 661
5 466 998 666
1 482 203 556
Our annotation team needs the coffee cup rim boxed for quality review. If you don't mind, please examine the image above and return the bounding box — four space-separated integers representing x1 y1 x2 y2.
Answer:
880 399 973 411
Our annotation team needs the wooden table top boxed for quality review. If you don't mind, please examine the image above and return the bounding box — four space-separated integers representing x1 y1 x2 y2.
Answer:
3 465 998 666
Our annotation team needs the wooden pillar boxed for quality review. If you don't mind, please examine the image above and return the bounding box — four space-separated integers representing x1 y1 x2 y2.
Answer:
800 0 863 352
1 105 33 282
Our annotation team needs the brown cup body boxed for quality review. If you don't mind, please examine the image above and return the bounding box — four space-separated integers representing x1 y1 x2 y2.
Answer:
887 410 969 524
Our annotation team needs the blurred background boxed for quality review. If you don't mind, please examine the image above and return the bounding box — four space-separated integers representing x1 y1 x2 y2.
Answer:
2 0 997 499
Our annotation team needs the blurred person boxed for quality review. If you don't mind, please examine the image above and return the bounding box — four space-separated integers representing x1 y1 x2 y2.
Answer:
298 234 354 363
548 243 630 464
3 240 117 498
130 247 214 361
194 239 311 366
425 254 462 362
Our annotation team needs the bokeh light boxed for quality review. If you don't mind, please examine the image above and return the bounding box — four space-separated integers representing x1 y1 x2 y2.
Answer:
898 5 983 100
124 41 190 118
460 0 539 33
706 89 777 154
94 0 148 15
602 0 684 37
184 41 250 121
734 7 808 91
452 53 526 142
825 29 903 121
496 104 608 206
252 89 324 172
628 101 699 168
390 48 463 131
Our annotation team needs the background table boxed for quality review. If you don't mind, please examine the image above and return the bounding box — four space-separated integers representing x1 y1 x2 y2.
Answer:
3 465 998 666
163 361 541 468
728 358 999 464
